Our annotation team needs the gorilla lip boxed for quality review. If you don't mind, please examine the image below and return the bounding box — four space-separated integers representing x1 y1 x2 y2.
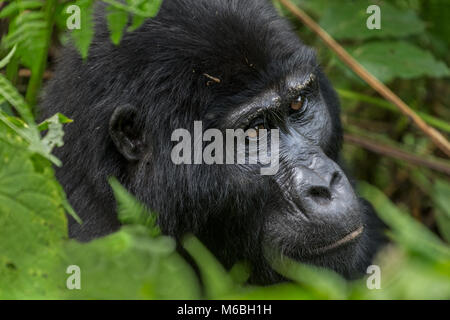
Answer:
313 226 364 254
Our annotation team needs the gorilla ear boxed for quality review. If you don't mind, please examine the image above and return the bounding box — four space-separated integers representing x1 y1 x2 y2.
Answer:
109 105 144 161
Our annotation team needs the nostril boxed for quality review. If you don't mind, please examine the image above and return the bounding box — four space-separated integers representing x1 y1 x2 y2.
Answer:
330 171 342 188
308 186 331 206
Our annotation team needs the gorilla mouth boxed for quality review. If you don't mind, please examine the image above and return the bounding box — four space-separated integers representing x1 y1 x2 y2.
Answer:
312 226 364 255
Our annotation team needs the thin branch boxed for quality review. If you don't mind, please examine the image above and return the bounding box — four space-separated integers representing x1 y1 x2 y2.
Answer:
337 89 450 134
344 134 450 176
277 0 450 158
18 69 52 80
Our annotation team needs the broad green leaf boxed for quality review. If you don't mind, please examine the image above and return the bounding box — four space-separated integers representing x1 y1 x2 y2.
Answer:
347 41 450 82
62 226 199 299
0 122 67 299
318 0 425 40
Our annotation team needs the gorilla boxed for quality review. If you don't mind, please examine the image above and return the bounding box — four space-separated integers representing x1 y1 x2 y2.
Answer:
41 0 385 284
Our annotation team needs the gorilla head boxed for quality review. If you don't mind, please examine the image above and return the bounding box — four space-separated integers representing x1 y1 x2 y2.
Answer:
42 0 385 284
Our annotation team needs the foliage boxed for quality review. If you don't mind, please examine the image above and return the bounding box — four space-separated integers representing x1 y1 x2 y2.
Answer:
0 121 67 299
346 41 449 83
0 0 162 107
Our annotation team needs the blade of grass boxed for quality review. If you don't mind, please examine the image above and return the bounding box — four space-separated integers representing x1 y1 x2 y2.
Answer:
338 89 450 134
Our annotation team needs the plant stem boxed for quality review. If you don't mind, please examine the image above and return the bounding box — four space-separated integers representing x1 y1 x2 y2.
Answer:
344 133 450 176
25 0 57 109
337 89 450 134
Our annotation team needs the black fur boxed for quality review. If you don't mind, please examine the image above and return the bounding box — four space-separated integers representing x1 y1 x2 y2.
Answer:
41 0 385 284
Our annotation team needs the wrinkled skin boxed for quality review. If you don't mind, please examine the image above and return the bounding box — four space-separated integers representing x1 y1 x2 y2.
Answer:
41 0 385 284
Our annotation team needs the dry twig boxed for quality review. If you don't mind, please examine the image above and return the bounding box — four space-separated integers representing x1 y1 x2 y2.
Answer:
344 134 450 176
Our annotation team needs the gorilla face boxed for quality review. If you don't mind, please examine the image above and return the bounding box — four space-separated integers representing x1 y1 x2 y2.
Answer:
42 0 385 285
249 76 366 267
186 67 382 282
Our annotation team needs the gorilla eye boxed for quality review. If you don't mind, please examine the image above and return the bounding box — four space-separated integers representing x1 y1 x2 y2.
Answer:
291 95 306 111
246 123 266 139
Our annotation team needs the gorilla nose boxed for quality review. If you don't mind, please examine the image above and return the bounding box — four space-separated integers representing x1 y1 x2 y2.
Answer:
290 160 360 223
303 170 356 214
306 171 341 206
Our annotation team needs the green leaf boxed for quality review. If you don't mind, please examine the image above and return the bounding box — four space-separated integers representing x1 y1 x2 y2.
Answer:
0 122 67 299
358 182 450 261
139 0 163 17
226 282 318 300
347 41 450 82
0 75 66 166
432 179 450 242
127 13 145 32
70 0 95 59
0 74 34 123
40 114 66 153
0 0 43 19
109 177 160 237
106 6 129 45
37 113 73 132
3 11 48 71
0 46 17 69
0 120 197 300
62 226 199 299
318 0 425 40
183 235 235 299
270 256 348 299
103 0 162 17
0 100 13 116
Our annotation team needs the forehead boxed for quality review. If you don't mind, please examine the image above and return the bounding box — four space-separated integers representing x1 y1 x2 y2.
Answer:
155 0 318 83
147 0 318 120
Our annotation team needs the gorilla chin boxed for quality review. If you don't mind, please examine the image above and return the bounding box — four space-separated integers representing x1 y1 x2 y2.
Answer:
262 196 384 283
